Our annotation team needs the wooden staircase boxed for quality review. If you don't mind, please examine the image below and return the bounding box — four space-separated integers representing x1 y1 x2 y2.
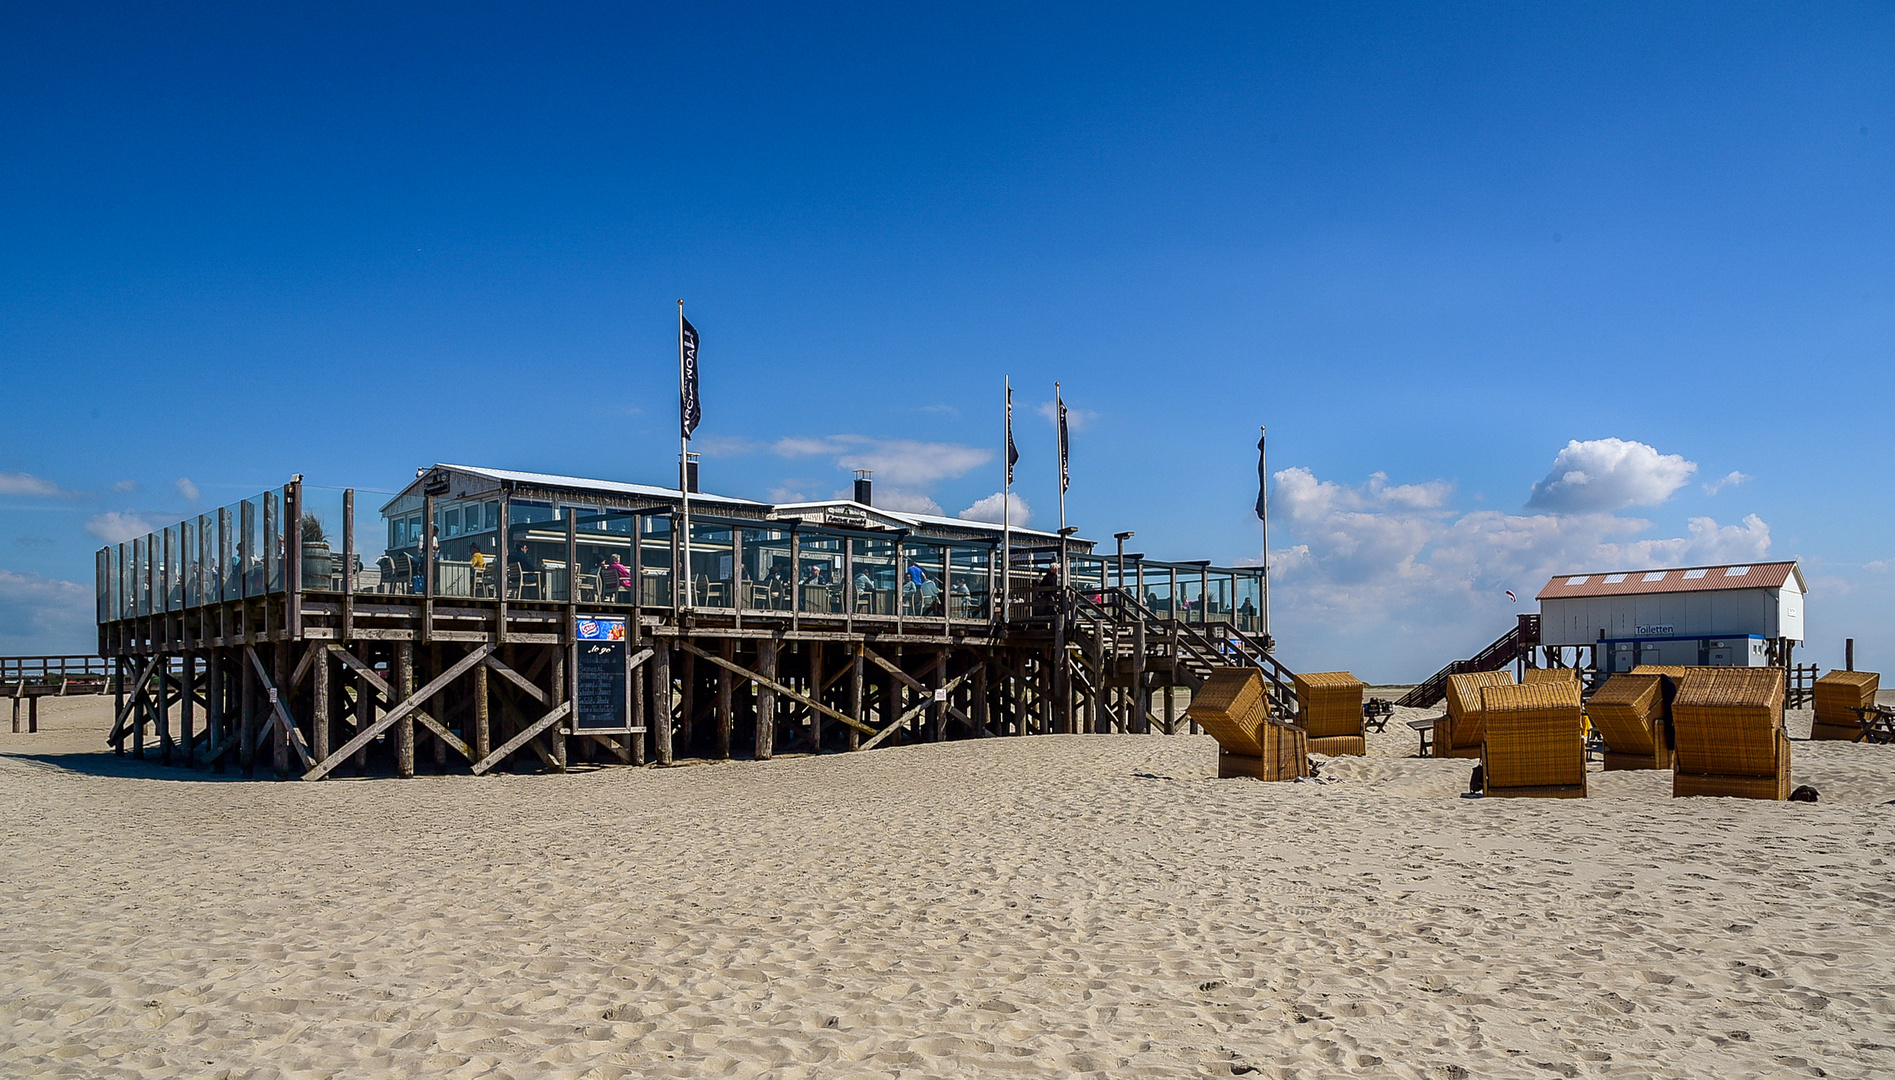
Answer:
1392 614 1540 709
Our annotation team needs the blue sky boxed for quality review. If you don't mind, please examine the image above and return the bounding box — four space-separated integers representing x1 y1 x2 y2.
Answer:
2 3 1890 678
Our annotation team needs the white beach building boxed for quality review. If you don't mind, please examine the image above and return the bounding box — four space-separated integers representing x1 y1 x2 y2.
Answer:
1535 561 1806 674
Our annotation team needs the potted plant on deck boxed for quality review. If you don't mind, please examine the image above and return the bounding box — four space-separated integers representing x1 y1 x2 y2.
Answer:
300 512 333 588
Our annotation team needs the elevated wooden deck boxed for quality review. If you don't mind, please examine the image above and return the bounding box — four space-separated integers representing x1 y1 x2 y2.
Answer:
94 478 1290 778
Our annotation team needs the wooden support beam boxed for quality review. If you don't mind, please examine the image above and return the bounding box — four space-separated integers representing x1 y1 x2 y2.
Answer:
673 640 876 737
479 652 548 705
311 644 330 766
848 643 864 751
550 645 568 772
473 660 490 761
180 653 197 768
290 643 317 691
470 700 571 775
651 639 674 765
756 638 777 760
395 643 415 778
302 643 494 781
716 639 733 759
239 648 256 775
807 642 823 753
106 656 162 747
861 645 978 730
244 645 316 773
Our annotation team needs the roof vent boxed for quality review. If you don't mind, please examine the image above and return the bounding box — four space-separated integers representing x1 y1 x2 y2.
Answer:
854 470 872 506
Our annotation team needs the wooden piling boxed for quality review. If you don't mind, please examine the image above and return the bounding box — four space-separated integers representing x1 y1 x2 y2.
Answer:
181 653 197 767
652 639 674 765
756 638 777 760
239 651 256 776
550 647 568 772
848 644 864 751
311 645 330 771
473 660 490 762
273 644 291 778
716 639 734 759
395 642 415 778
808 642 823 753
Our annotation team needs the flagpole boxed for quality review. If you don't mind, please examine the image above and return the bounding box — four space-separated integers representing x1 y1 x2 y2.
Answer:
1055 382 1067 592
678 299 692 609
1001 376 1011 626
1260 425 1270 641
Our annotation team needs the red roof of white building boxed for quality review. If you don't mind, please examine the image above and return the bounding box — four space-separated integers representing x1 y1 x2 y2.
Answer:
1535 561 1803 601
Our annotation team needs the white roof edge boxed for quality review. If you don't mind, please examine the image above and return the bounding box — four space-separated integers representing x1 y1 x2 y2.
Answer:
771 499 1077 543
435 464 765 507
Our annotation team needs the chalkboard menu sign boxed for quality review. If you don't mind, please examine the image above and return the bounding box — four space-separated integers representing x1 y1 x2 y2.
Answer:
574 615 628 731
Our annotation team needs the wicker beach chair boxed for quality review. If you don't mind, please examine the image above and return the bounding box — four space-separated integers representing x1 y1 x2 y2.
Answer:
1811 670 1880 741
1294 670 1366 756
1434 670 1514 759
1671 667 1791 800
1187 667 1310 781
1479 682 1587 798
1523 667 1580 691
1588 673 1669 770
1631 664 1695 681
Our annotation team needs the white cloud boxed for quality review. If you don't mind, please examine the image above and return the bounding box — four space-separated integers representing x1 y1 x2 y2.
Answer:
693 435 763 458
85 511 157 544
1526 438 1696 513
1037 399 1097 432
176 477 201 502
770 435 991 487
0 570 94 653
110 479 138 493
1267 459 1774 679
0 472 67 497
1703 470 1751 495
959 491 1032 525
875 490 944 515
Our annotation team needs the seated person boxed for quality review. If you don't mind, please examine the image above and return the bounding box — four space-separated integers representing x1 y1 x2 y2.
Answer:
513 541 542 574
599 553 634 596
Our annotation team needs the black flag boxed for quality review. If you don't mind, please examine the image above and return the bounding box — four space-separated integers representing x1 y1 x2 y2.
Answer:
1057 388 1070 494
1255 427 1268 520
1005 385 1019 484
679 316 702 440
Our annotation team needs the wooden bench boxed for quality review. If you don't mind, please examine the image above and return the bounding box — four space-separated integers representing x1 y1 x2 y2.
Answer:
1850 705 1895 744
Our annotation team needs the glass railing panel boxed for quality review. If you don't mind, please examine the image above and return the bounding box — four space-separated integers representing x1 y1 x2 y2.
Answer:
298 486 346 593
796 533 845 614
741 528 793 611
851 536 896 615
685 522 734 608
636 516 673 608
577 527 636 605
181 520 199 607
948 545 991 621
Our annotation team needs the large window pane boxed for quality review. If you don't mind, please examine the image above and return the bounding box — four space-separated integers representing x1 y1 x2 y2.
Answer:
851 536 895 616
686 522 733 608
741 528 792 611
797 533 845 614
637 515 672 607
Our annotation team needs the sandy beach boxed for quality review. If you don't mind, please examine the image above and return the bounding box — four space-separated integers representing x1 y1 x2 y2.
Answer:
3 696 1893 1079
